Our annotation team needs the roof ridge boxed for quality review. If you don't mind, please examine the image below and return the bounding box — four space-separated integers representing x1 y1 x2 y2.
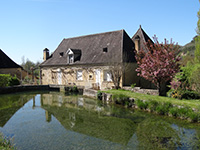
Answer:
63 29 124 41
0 49 22 69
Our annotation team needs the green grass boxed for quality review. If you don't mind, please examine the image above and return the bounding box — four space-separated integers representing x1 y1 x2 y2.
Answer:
103 89 200 110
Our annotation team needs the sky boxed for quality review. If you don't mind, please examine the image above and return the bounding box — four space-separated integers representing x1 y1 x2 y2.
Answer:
0 0 199 64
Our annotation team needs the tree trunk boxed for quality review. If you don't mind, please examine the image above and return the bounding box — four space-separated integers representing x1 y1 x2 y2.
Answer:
158 82 167 96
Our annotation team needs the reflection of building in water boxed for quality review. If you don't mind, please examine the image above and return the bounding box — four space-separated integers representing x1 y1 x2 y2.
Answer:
78 98 84 107
32 97 35 109
41 93 136 145
45 110 52 122
69 112 76 128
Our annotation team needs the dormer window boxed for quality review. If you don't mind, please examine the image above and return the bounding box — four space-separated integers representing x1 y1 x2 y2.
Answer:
66 48 74 64
66 48 82 64
68 54 73 63
103 47 108 53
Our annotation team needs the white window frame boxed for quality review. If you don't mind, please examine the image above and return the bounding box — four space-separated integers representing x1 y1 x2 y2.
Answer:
66 48 74 64
104 70 112 82
77 70 83 81
68 54 74 64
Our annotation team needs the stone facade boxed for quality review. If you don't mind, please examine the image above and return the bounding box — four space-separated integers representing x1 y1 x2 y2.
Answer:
41 65 122 90
0 68 22 79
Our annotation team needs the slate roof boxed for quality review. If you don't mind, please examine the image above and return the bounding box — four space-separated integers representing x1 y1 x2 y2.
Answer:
132 25 153 51
0 49 22 69
40 29 135 67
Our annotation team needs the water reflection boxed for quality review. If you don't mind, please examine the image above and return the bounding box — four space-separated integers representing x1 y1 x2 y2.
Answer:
41 92 136 145
0 94 35 127
1 92 200 149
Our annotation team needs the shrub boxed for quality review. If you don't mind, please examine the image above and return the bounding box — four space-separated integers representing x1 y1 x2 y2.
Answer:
177 107 190 119
169 107 179 117
97 91 102 100
135 99 148 110
155 105 166 115
0 132 15 149
187 111 199 122
0 74 10 87
167 89 200 100
72 86 78 93
180 90 200 99
155 102 173 115
8 75 20 86
131 83 136 88
147 100 159 112
112 94 129 105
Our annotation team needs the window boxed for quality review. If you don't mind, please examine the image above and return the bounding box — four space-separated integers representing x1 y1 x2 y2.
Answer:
68 54 74 63
104 70 112 82
77 70 83 81
103 47 108 53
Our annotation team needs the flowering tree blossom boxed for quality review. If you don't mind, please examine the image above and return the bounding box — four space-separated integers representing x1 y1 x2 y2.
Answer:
135 35 181 95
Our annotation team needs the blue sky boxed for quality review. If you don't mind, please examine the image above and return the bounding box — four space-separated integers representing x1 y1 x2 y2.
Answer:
0 0 199 64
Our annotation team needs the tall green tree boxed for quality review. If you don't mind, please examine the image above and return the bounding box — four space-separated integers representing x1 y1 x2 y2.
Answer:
195 0 200 63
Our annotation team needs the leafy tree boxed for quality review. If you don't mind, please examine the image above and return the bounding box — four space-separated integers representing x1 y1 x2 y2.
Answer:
195 1 200 63
135 36 181 96
21 56 41 78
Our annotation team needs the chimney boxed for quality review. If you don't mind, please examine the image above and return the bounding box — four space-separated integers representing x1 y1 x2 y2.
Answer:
134 36 140 52
43 48 49 61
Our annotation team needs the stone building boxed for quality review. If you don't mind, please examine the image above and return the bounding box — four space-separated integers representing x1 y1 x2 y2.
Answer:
0 49 35 81
40 26 155 89
0 49 23 79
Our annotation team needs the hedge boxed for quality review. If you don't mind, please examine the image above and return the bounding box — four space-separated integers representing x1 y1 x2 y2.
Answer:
0 74 20 87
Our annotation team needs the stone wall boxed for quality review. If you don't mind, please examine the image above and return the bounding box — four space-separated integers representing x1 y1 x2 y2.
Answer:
41 66 120 90
0 85 51 94
83 88 98 99
122 86 159 95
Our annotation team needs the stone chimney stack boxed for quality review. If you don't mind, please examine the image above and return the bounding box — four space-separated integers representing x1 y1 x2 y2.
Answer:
43 48 49 61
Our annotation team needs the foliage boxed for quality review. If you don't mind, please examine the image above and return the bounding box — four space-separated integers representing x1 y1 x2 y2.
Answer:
112 94 129 105
22 76 32 85
168 62 200 97
147 100 159 112
110 64 123 89
97 91 102 100
0 74 20 87
0 74 10 87
104 89 200 109
136 118 181 149
167 89 200 100
187 111 200 122
131 83 136 88
68 86 78 93
8 75 20 86
0 132 15 150
168 107 179 117
189 63 200 92
195 3 200 63
72 86 78 93
155 102 172 115
195 36 200 63
135 35 180 95
135 99 148 110
21 56 41 78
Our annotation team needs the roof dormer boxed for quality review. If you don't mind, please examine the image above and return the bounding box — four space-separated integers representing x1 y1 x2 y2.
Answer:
66 48 82 64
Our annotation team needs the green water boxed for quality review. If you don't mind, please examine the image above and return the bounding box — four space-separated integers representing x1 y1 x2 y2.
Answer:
0 92 200 150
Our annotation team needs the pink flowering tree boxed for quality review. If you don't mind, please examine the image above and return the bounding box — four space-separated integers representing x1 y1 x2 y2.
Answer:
135 35 181 96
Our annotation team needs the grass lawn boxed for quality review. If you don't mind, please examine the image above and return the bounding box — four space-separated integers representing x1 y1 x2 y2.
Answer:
103 89 200 110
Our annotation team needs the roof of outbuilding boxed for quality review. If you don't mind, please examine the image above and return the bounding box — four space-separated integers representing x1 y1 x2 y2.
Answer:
0 49 22 69
40 29 128 67
132 25 153 51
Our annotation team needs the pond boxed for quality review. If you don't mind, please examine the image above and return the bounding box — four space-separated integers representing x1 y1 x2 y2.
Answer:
0 91 200 150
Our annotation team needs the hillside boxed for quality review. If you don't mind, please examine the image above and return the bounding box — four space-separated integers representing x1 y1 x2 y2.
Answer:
179 36 197 56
